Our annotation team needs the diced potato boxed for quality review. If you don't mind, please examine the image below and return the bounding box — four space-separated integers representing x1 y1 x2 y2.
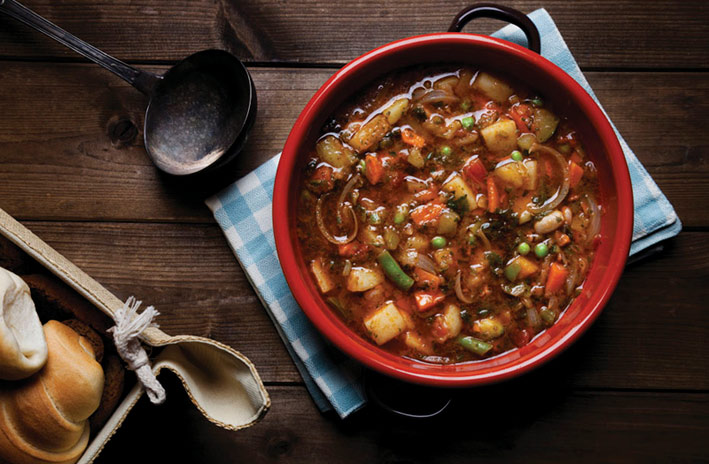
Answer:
517 132 538 151
480 119 518 154
494 160 526 189
442 174 477 211
437 210 460 236
442 304 463 339
509 256 539 279
349 114 390 152
433 248 454 271
472 72 514 103
403 331 433 355
473 317 505 340
383 98 410 125
495 159 537 191
532 108 560 142
522 159 538 190
346 266 384 292
434 75 460 91
407 147 425 169
310 258 335 294
316 135 356 169
364 302 409 345
405 235 429 252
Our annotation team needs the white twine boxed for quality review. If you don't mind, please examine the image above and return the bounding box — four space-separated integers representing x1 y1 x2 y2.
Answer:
108 297 166 404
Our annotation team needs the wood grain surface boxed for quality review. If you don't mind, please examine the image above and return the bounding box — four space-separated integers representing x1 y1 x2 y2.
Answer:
0 0 707 462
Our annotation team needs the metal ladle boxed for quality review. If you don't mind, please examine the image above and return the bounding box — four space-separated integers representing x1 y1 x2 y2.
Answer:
0 0 256 176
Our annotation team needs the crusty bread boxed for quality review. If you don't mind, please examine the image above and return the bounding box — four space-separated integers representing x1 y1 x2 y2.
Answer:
0 268 47 380
62 319 104 364
0 320 104 464
21 275 112 335
90 355 125 432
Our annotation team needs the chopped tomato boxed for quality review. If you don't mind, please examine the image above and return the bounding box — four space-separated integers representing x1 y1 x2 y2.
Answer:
365 153 384 184
338 241 369 258
508 104 532 133
510 328 532 347
411 202 443 226
414 188 439 202
413 290 445 311
308 165 334 194
462 156 488 184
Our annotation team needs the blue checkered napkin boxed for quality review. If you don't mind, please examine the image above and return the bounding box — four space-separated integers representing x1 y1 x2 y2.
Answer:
493 9 682 256
205 154 366 418
206 9 682 418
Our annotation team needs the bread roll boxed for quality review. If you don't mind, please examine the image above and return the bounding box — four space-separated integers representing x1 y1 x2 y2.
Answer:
0 268 47 380
0 320 104 464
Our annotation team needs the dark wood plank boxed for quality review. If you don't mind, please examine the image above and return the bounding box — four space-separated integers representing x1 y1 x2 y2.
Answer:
0 64 707 226
13 221 708 390
0 1 707 69
98 381 709 464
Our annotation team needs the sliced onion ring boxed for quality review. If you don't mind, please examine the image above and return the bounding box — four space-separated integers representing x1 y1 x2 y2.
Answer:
455 270 474 304
316 193 358 245
528 143 570 214
585 193 601 243
337 173 361 224
416 89 460 105
416 253 437 274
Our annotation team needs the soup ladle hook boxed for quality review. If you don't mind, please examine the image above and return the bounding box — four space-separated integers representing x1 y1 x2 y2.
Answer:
0 0 256 177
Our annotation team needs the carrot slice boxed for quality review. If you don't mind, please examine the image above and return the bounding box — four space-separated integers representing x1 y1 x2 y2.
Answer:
401 127 426 148
487 176 499 213
413 268 442 290
568 160 584 188
411 203 443 225
545 262 569 295
365 153 384 184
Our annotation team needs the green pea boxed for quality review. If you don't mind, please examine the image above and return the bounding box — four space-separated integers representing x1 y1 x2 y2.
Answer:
461 116 475 131
534 242 549 258
531 97 543 107
511 150 523 162
431 236 447 249
439 145 452 157
517 242 531 255
368 211 381 225
460 100 472 111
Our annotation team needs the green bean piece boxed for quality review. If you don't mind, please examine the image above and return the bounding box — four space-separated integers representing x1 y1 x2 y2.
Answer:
393 204 409 224
504 261 521 282
461 116 475 131
534 242 549 258
511 150 523 162
377 250 414 291
540 308 557 325
431 236 447 249
458 336 493 356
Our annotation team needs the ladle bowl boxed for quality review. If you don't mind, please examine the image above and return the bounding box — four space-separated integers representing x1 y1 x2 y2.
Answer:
0 0 256 176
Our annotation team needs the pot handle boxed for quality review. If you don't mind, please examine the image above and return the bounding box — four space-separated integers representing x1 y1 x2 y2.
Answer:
448 3 541 55
364 369 453 419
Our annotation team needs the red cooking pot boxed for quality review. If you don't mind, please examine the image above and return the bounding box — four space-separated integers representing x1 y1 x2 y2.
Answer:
273 4 633 387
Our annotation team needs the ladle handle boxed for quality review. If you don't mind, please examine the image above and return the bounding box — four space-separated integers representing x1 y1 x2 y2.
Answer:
0 0 160 95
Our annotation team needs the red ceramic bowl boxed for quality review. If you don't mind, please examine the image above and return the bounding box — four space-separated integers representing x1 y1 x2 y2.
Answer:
273 5 633 387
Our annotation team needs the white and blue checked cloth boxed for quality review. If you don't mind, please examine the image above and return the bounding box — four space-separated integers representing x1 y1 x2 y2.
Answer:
206 8 682 418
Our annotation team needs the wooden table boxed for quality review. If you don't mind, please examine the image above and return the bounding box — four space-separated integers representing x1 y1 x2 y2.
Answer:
1 1 707 462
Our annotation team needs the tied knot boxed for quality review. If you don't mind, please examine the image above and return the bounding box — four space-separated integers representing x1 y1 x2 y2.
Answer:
108 297 166 404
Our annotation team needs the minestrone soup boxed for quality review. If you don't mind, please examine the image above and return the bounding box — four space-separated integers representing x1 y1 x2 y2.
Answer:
296 66 601 363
